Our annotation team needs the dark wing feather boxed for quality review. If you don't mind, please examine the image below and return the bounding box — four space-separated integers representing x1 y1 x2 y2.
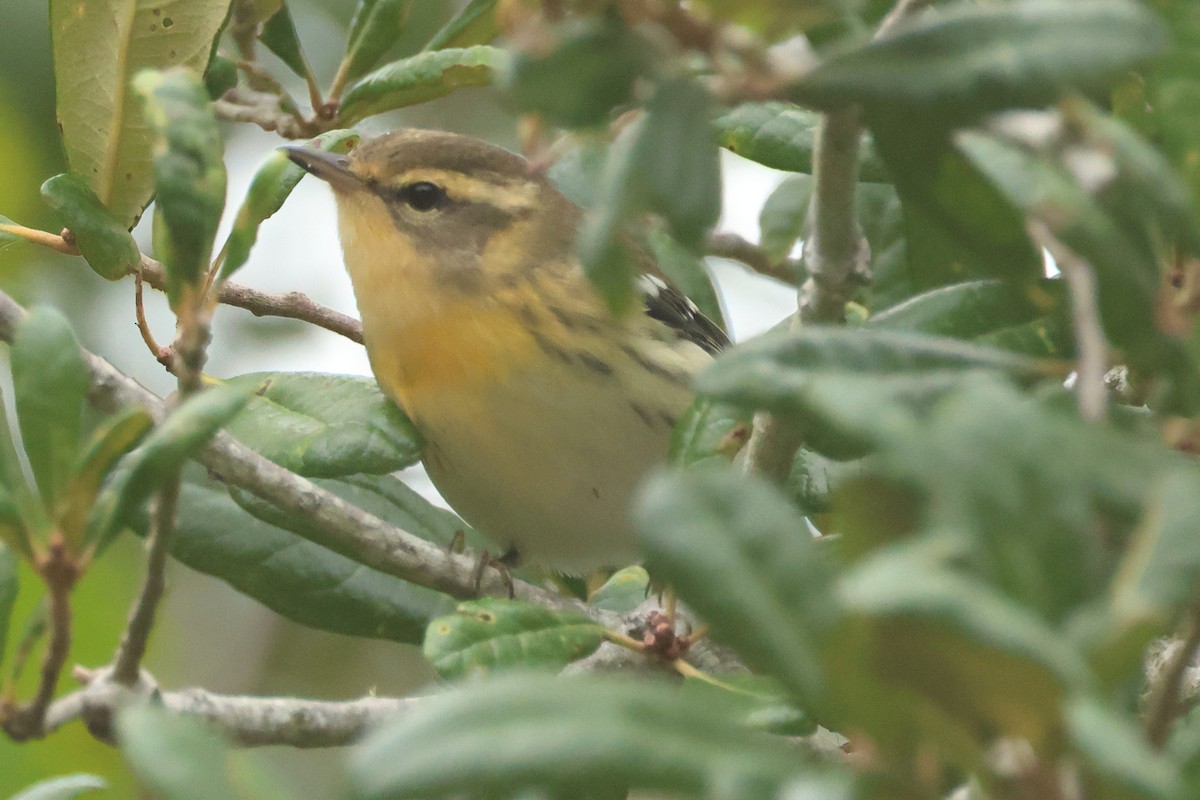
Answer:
639 275 730 355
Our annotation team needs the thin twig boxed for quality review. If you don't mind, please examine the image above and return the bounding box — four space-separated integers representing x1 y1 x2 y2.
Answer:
1146 609 1200 747
110 482 180 686
1029 222 1108 422
134 270 174 370
705 232 800 284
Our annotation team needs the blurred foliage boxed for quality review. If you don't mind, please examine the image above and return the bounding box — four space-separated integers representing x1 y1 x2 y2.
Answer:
4 0 1200 798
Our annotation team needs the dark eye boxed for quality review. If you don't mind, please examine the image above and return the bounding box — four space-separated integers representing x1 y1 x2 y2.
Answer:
400 181 445 212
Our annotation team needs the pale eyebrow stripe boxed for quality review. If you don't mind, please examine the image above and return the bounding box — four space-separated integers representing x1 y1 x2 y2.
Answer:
389 168 540 212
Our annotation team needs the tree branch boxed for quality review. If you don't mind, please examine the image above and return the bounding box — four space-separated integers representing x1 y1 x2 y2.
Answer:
705 232 801 284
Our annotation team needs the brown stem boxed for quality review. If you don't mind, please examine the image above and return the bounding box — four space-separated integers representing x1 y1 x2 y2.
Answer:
706 232 800 284
134 270 174 370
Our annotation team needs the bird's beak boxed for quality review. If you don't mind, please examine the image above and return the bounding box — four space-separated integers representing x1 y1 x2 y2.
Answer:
282 146 361 192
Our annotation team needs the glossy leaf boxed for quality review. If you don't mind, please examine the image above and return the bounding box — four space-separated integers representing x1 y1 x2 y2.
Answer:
588 566 650 614
60 407 154 548
350 675 812 800
222 372 420 477
50 0 231 227
636 467 834 708
0 542 16 670
338 45 505 124
423 598 606 679
715 101 888 181
11 306 91 514
341 0 411 86
220 130 360 280
506 15 645 128
793 0 1166 122
258 3 310 81
758 174 811 263
88 384 254 545
141 466 459 643
423 0 498 51
134 68 227 307
40 173 140 279
9 774 107 800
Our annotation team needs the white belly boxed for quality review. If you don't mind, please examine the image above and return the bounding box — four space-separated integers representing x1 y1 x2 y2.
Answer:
417 360 689 574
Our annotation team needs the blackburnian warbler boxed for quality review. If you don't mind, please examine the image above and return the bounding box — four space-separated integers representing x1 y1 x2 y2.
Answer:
285 130 727 574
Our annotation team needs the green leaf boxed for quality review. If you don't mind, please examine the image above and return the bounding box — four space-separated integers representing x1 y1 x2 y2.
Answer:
588 566 650 614
258 3 311 81
145 466 459 643
839 545 1089 748
40 173 140 280
635 467 835 708
1066 695 1178 798
341 0 412 86
12 306 91 514
868 279 1074 357
506 14 646 128
787 448 861 513
629 77 721 247
679 674 816 737
698 327 1055 458
423 598 606 679
118 705 292 800
338 45 505 125
60 407 154 548
758 174 812 263
350 675 812 800
9 774 107 800
0 391 46 546
219 130 360 280
0 542 17 671
668 399 751 469
203 54 237 100
50 0 231 227
134 67 227 307
222 372 420 477
794 0 1167 122
715 101 889 181
88 384 254 546
423 0 498 51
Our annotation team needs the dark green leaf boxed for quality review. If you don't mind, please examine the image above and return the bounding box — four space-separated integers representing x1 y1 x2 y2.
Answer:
259 3 311 81
9 774 107 800
758 174 811 263
423 598 606 679
203 54 237 100
350 675 813 799
1066 695 1178 798
0 542 16 670
786 448 861 513
698 327 1055 458
338 45 505 125
134 68 227 307
40 173 140 279
868 278 1074 357
50 0 231 227
223 372 420 477
341 0 412 85
88 384 254 545
588 566 650 614
794 0 1166 122
630 77 721 247
715 101 889 181
60 407 154 548
147 466 457 643
506 15 645 128
220 130 359 280
423 0 498 51
12 306 90 513
636 467 835 708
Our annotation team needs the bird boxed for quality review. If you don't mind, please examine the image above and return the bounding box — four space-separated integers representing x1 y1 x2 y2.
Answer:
284 129 727 575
